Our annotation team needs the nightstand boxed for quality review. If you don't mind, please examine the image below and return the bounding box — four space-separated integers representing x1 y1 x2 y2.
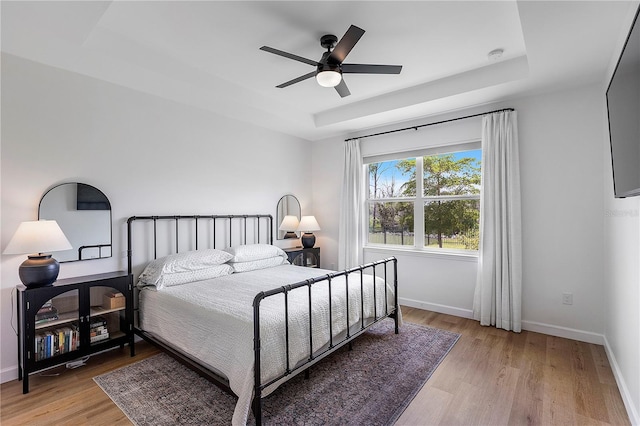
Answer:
284 247 320 268
16 271 135 393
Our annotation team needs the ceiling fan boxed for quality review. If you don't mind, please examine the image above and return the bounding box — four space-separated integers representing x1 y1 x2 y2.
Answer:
260 25 402 98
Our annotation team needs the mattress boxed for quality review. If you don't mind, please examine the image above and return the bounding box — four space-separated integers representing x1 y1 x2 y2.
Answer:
139 264 398 425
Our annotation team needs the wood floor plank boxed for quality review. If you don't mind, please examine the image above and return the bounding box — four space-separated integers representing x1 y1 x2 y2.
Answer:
1 307 631 426
1 344 159 426
571 341 611 423
394 386 453 425
507 359 544 425
542 362 578 425
602 382 634 426
591 344 618 386
434 381 485 426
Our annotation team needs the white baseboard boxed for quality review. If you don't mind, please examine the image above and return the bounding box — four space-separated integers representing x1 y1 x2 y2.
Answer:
603 336 640 426
520 320 605 345
1 365 18 384
400 298 605 345
399 297 474 319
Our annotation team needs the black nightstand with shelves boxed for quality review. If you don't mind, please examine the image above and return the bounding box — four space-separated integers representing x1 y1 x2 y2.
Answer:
16 271 135 394
285 247 320 268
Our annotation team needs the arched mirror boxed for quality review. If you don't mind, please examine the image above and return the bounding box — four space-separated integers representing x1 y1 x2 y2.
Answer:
38 183 112 262
276 194 301 240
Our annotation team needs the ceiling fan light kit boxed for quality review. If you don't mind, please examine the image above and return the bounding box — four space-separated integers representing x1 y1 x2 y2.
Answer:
260 25 402 97
316 70 342 87
316 65 342 87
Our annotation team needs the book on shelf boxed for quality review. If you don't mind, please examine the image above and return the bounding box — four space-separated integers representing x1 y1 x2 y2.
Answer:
90 327 108 336
90 316 110 343
89 316 107 329
35 304 59 324
35 314 59 325
34 324 80 361
90 333 110 343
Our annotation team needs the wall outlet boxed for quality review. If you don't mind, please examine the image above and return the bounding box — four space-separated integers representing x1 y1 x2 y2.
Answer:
562 292 573 305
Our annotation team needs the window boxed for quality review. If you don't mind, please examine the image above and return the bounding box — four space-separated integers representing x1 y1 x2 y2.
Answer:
366 145 481 252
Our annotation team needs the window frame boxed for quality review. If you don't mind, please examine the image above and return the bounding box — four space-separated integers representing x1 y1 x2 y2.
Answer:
364 141 481 255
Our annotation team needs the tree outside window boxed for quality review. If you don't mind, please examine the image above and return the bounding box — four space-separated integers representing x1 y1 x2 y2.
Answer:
367 148 481 251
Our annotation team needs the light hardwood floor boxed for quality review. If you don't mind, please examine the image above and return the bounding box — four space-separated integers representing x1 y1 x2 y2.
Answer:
397 307 630 426
1 307 631 425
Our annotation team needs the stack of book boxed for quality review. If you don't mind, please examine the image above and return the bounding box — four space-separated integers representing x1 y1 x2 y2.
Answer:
35 300 58 325
90 316 109 343
34 324 79 361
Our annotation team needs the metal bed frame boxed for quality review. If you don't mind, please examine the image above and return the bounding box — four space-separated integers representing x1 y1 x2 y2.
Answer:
127 214 399 425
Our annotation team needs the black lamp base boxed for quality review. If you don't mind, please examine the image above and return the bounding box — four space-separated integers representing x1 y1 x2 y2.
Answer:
301 233 316 248
19 254 60 288
283 231 297 239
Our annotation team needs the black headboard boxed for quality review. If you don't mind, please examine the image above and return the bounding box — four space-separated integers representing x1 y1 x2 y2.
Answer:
126 214 273 277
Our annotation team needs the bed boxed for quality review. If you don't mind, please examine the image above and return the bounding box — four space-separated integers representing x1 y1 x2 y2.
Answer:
127 214 399 425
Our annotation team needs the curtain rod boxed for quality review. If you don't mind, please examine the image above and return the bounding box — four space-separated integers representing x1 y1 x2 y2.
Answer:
344 107 515 142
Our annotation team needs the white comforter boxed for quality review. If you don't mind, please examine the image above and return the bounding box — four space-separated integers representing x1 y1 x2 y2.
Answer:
139 264 398 425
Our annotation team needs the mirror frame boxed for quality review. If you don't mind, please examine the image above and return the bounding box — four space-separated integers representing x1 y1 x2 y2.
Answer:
38 182 112 262
276 194 301 240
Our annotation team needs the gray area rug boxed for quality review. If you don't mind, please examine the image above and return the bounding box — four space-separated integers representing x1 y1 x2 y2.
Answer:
94 319 459 425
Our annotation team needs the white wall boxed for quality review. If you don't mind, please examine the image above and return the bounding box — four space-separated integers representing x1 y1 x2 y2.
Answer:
600 4 640 419
601 30 640 426
517 87 606 339
313 83 606 342
603 134 640 425
0 53 313 382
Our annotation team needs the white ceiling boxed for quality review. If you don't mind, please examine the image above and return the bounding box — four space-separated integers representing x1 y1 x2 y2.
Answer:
1 1 638 141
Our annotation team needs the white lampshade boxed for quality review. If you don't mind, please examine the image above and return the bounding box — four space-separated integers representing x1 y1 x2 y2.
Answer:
296 216 321 232
279 215 300 232
316 70 342 88
4 220 72 255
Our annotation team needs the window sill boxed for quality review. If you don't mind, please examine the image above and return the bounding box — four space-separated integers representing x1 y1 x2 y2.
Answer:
364 245 479 262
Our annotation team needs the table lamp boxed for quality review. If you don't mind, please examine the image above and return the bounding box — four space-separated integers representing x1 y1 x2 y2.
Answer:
279 215 300 239
4 220 72 287
296 216 321 248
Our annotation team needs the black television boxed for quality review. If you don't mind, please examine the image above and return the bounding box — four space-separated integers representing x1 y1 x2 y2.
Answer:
606 4 640 198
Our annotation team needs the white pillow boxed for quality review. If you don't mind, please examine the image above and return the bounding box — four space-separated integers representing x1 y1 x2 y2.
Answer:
230 256 288 273
224 244 287 262
138 249 233 287
161 264 234 287
139 264 234 289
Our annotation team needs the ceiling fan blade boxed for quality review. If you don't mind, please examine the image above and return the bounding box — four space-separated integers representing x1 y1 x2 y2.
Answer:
341 64 403 74
328 25 365 64
260 46 318 67
276 71 317 88
334 78 351 97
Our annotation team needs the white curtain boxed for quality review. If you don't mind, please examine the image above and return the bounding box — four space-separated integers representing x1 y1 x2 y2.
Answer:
338 139 364 270
473 110 522 332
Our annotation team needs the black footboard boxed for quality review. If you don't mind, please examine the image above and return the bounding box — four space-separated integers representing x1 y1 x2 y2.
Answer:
251 257 399 426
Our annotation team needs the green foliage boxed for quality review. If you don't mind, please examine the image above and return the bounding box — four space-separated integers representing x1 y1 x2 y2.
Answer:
369 153 481 250
422 154 480 249
395 158 417 196
424 199 479 249
423 154 480 196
